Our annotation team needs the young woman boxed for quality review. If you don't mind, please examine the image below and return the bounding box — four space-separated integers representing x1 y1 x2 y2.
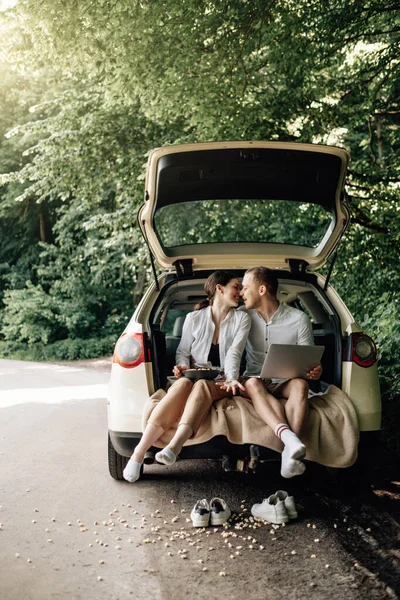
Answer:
123 271 251 483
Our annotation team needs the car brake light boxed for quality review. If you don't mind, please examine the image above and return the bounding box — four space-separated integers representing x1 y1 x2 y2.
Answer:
113 333 147 368
346 332 377 368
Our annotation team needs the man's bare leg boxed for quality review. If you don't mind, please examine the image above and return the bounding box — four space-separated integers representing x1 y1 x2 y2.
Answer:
242 378 286 430
243 378 306 478
278 378 309 437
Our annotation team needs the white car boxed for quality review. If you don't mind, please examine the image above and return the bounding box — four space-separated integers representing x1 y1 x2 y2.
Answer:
107 141 381 480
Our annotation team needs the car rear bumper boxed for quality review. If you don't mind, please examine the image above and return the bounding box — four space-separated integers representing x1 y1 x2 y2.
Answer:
109 430 379 471
109 430 142 457
110 431 281 461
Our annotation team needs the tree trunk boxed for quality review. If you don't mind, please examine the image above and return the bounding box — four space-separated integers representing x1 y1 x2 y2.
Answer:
375 116 384 166
39 201 54 243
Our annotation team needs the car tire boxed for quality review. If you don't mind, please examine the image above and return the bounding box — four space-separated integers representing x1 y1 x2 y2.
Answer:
108 434 129 480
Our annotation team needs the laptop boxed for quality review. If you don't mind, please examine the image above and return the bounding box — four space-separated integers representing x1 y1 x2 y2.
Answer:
260 344 325 380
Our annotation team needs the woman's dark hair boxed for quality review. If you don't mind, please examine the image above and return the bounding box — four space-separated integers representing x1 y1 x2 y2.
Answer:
195 271 236 310
245 266 278 297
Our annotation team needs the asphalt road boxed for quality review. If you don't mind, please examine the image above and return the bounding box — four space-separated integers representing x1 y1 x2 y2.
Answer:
0 358 399 600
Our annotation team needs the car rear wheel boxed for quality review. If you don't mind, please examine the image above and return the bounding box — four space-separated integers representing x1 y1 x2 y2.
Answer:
108 434 129 480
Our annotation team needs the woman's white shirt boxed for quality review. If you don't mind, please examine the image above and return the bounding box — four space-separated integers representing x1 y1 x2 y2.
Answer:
175 306 251 381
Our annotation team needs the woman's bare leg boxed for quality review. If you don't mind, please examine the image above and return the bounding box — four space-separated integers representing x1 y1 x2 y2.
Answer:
132 423 164 463
165 424 193 456
123 378 193 482
123 423 165 482
156 380 230 465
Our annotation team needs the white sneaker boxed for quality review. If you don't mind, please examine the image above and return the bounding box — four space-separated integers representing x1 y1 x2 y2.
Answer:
190 499 210 528
210 497 231 526
251 494 289 524
275 490 298 519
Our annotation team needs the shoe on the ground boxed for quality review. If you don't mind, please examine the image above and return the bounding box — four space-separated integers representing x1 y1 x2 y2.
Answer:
251 494 289 524
190 499 210 527
210 497 231 526
275 490 298 519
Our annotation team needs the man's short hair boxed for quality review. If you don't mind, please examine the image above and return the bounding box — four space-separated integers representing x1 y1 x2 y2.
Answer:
245 266 278 297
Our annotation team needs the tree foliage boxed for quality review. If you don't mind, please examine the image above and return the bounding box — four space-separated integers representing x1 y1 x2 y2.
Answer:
0 0 398 397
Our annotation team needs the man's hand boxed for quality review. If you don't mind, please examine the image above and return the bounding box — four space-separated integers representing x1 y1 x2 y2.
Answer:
216 379 245 394
307 363 322 380
173 365 189 378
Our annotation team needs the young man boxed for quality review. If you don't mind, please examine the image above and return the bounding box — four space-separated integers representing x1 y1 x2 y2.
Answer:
238 266 322 478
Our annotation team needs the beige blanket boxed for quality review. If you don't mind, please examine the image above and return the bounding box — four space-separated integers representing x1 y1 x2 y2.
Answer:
143 385 359 468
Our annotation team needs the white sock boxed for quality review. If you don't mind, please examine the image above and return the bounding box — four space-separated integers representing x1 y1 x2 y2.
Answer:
155 448 177 466
281 446 307 478
123 458 142 483
275 423 306 460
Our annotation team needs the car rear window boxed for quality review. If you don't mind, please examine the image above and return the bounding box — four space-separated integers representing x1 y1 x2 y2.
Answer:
154 199 332 248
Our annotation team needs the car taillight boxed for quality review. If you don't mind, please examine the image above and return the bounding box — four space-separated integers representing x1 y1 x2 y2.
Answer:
345 332 377 368
113 333 148 368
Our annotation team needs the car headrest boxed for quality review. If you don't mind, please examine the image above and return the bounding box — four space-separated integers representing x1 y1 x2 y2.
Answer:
172 316 186 337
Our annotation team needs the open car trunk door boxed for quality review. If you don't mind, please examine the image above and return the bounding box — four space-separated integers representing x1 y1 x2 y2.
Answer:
138 141 350 272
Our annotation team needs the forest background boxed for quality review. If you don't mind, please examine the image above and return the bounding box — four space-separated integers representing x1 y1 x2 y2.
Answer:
0 1 399 456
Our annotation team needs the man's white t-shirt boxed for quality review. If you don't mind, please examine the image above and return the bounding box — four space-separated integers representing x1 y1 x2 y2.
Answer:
239 303 314 377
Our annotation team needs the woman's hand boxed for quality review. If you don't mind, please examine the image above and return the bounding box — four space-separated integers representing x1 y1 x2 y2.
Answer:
173 365 189 378
217 379 245 394
307 363 323 380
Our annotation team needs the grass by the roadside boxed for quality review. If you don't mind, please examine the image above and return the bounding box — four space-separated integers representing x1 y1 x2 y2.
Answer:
0 336 116 361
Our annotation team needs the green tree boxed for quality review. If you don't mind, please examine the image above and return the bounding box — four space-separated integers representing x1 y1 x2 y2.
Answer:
0 0 398 376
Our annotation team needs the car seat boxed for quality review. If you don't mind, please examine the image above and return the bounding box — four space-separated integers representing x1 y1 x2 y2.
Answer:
165 316 186 374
